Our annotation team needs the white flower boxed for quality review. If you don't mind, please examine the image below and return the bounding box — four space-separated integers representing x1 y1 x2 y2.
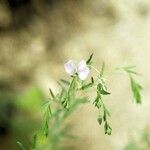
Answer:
77 60 90 80
64 60 90 80
64 60 77 75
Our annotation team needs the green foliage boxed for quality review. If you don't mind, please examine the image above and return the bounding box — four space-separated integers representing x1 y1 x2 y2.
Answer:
100 62 105 77
42 102 52 137
93 93 112 135
86 53 93 65
17 54 143 150
38 97 88 150
123 66 143 104
97 83 110 95
130 77 142 103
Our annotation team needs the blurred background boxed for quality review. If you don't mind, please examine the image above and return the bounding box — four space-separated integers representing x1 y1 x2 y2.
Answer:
0 0 150 149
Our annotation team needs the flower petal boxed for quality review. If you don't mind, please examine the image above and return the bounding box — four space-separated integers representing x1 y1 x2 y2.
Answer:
78 67 90 80
64 60 77 75
78 60 87 70
78 60 89 80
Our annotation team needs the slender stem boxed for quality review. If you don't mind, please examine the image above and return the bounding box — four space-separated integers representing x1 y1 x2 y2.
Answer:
68 76 76 98
91 65 106 84
91 65 100 74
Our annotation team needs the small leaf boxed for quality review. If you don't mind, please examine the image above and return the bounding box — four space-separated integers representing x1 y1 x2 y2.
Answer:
100 62 105 77
81 77 94 90
103 110 107 121
93 96 101 108
67 77 76 100
130 77 142 104
42 103 52 137
49 88 55 98
59 88 66 101
86 53 93 65
60 79 70 85
97 117 102 125
123 65 141 75
104 122 112 135
124 65 137 70
126 70 140 75
97 83 110 95
62 98 69 110
104 106 110 117
43 121 49 137
91 77 94 83
81 83 93 90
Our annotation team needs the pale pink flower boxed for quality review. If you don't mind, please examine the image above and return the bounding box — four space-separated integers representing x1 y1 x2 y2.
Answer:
64 60 90 80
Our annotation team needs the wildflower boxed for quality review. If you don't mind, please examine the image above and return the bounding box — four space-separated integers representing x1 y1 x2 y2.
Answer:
64 60 90 80
64 60 77 75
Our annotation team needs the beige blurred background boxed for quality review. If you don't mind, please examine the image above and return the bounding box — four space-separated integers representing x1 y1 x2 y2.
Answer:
0 0 150 150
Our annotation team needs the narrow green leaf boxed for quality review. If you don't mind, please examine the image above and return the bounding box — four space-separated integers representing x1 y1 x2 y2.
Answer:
86 53 93 65
67 77 76 102
49 88 55 98
81 77 94 90
104 106 110 117
104 122 112 135
62 98 69 110
130 77 142 104
91 77 94 83
100 62 105 77
103 110 107 121
81 83 93 90
60 79 70 85
59 88 66 101
123 65 141 75
43 121 49 137
126 70 140 75
42 103 52 137
93 96 101 108
124 65 137 70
